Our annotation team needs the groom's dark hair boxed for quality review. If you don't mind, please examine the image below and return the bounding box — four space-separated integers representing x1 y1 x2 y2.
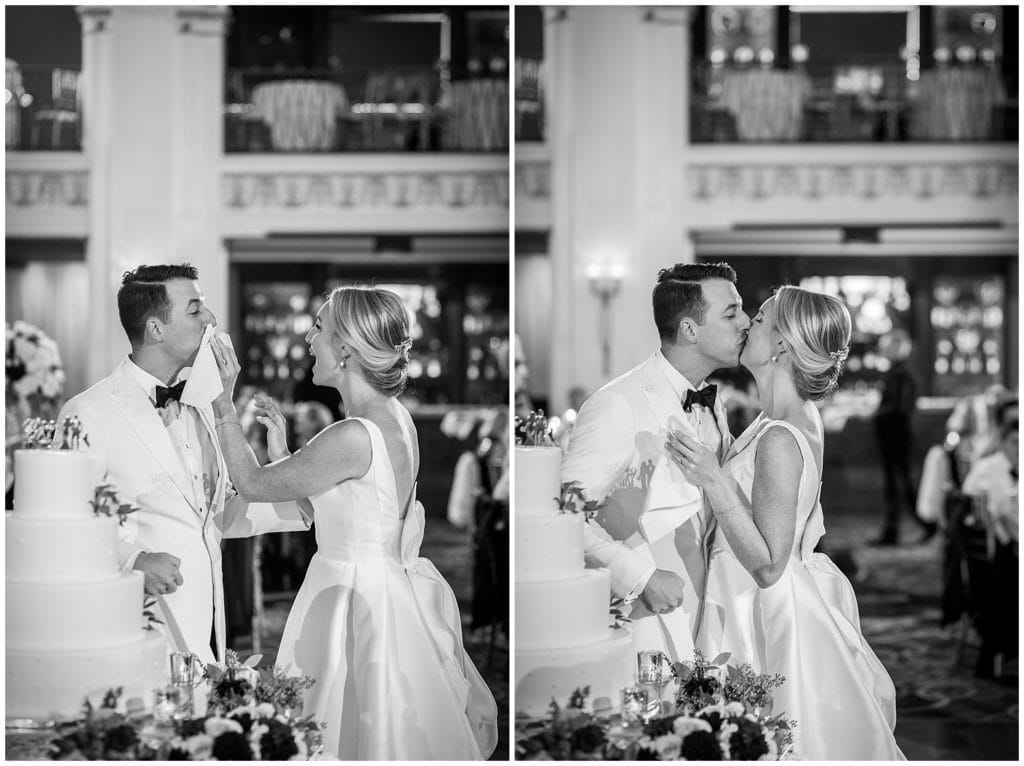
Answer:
118 263 200 345
652 262 737 340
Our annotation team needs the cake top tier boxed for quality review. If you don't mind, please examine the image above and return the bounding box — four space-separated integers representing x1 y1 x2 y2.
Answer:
13 449 98 519
514 445 564 517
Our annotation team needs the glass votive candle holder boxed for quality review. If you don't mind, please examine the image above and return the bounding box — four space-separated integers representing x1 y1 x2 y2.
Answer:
153 686 183 725
169 652 201 686
620 685 649 729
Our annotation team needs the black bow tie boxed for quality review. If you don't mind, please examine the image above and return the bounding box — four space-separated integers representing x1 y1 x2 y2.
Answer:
154 379 187 409
683 384 717 413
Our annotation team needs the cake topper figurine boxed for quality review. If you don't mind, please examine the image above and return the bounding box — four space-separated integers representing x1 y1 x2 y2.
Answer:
55 415 89 451
514 409 555 447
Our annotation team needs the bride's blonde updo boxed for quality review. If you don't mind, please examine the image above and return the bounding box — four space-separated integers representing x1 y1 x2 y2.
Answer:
774 285 852 401
326 286 412 397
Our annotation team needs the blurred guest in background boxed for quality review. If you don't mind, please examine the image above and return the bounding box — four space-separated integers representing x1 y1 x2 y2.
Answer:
872 329 935 545
469 409 509 636
960 399 1018 679
444 406 509 639
962 398 1019 547
223 387 268 648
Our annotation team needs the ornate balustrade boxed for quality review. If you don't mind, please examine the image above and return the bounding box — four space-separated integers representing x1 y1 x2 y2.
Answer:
220 153 508 237
5 152 89 237
685 143 1018 228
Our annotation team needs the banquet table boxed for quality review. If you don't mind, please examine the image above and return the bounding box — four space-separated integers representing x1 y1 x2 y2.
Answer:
910 67 1006 141
251 79 348 151
719 68 811 142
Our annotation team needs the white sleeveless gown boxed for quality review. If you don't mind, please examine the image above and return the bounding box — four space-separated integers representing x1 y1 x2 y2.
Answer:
275 417 498 760
698 414 905 760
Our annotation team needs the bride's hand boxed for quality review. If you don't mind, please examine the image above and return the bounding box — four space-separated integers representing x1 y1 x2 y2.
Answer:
665 430 722 489
210 334 240 401
253 394 290 460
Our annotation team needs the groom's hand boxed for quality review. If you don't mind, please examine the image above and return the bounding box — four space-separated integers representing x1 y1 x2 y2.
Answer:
134 552 184 596
640 570 687 614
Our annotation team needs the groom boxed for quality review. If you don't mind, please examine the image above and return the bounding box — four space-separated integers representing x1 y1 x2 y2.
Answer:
562 262 749 660
58 263 310 664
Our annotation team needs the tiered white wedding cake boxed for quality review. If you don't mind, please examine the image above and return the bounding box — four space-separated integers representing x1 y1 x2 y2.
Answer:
6 449 168 721
514 445 633 717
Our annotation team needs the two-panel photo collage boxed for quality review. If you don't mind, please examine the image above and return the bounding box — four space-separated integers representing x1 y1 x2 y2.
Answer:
3 2 1019 762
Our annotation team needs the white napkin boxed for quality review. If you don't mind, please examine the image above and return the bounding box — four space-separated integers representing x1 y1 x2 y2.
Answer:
180 325 232 408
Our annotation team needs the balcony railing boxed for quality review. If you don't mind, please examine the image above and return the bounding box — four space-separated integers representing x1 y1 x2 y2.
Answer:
691 61 1017 144
225 67 507 153
5 65 82 152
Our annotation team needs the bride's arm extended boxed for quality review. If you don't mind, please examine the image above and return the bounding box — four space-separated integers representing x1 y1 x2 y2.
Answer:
212 393 371 502
667 427 801 588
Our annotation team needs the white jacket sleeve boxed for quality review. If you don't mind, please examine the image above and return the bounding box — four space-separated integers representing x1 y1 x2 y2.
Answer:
562 389 656 598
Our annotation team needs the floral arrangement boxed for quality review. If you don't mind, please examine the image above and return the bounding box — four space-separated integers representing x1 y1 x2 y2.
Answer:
516 652 797 761
48 655 324 761
6 320 66 420
206 650 317 719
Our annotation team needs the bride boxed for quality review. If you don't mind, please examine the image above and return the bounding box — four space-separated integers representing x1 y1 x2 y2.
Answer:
209 286 498 760
666 286 904 760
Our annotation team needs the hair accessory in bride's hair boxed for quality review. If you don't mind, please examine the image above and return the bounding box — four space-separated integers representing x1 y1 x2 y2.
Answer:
393 337 413 354
829 346 850 366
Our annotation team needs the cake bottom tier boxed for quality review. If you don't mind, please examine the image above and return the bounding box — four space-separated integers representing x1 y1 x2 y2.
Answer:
6 631 169 722
515 627 634 718
516 568 612 649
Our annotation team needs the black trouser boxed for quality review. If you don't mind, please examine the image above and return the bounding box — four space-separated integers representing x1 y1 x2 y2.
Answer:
875 420 928 539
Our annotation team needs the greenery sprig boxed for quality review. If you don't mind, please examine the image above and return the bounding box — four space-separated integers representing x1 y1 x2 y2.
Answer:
91 484 140 526
559 481 601 521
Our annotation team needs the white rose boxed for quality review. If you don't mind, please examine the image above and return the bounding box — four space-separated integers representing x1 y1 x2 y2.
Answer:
204 716 244 738
724 701 745 717
13 377 37 399
253 701 276 718
673 716 713 739
290 733 309 760
13 337 37 365
762 734 779 760
654 733 683 760
717 721 738 759
186 734 214 760
41 374 61 399
236 666 261 687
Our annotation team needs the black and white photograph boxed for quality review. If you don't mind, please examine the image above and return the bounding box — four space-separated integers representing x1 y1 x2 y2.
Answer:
513 4 1017 761
5 3 509 760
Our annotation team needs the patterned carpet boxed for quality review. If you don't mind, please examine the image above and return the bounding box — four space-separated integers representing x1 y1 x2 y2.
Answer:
820 468 1018 761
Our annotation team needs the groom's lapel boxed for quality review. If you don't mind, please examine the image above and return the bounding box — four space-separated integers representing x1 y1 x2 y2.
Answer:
639 359 704 543
195 403 226 514
712 395 733 462
108 362 197 513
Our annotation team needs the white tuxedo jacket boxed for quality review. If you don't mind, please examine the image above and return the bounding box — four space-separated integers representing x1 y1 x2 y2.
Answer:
562 352 733 661
58 359 310 664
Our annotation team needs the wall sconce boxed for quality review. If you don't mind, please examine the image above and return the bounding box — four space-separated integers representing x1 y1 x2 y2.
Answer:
586 262 625 377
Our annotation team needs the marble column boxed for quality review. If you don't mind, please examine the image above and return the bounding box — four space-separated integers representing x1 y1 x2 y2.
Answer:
546 6 692 411
78 6 229 381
